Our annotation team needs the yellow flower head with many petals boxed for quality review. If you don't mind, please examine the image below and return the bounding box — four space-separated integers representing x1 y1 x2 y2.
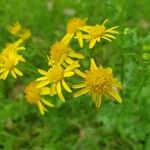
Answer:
36 61 80 102
62 18 87 48
49 41 84 66
80 19 119 49
73 59 122 108
8 21 31 41
25 81 54 115
0 40 26 80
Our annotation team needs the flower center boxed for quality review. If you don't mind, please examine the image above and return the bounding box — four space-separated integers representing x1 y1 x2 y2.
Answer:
50 42 69 64
67 18 86 34
25 82 41 103
85 68 113 93
47 65 63 83
5 59 15 70
90 25 106 38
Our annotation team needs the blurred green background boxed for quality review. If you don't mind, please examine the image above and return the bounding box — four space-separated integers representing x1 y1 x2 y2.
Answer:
0 0 150 149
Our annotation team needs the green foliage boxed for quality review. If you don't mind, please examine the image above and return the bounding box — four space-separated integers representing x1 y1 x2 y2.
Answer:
0 0 150 149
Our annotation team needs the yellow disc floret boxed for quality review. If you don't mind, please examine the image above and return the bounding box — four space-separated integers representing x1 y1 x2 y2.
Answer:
47 65 63 83
85 67 113 94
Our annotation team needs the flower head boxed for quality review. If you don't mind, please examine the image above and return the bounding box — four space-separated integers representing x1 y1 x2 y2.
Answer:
36 61 80 102
48 41 84 66
62 18 87 48
73 59 122 108
0 40 25 80
25 81 54 115
8 21 31 41
2 39 25 55
79 19 119 49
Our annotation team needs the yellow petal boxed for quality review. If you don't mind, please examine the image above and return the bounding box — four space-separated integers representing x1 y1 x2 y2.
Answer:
76 31 83 48
0 68 5 73
74 87 89 97
90 58 97 70
74 69 85 78
81 34 91 39
16 47 25 51
14 68 23 76
68 50 84 59
106 30 119 34
56 82 65 102
14 39 23 46
38 69 47 75
0 70 9 80
102 19 108 25
65 57 74 64
37 80 51 88
65 61 80 72
89 39 96 49
36 76 47 81
37 101 45 115
107 67 113 74
107 26 119 31
108 90 122 103
50 83 56 96
72 83 86 89
40 87 50 95
11 70 17 78
64 71 74 77
104 34 116 39
61 34 74 45
95 94 102 108
61 79 72 93
79 27 90 33
41 99 54 107
101 36 112 42
113 79 122 89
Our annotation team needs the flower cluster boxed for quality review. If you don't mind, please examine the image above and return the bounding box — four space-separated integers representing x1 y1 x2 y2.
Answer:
0 22 31 80
1 18 122 115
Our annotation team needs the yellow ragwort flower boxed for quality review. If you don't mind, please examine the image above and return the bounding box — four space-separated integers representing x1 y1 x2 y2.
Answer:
62 17 87 48
79 19 119 49
3 39 25 54
25 81 54 115
73 59 122 108
8 21 31 41
0 40 25 80
48 41 84 66
36 61 80 102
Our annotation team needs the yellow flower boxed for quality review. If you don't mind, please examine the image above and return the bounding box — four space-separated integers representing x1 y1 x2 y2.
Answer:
2 39 25 54
62 17 87 48
48 41 84 66
8 22 21 35
36 61 80 102
0 40 25 80
25 81 54 115
79 19 119 49
73 59 122 108
8 21 31 41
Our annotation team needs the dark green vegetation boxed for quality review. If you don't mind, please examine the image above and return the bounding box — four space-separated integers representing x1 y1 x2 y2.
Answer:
0 0 150 149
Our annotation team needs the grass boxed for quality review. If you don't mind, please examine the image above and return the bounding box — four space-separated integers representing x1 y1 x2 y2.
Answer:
0 0 150 149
